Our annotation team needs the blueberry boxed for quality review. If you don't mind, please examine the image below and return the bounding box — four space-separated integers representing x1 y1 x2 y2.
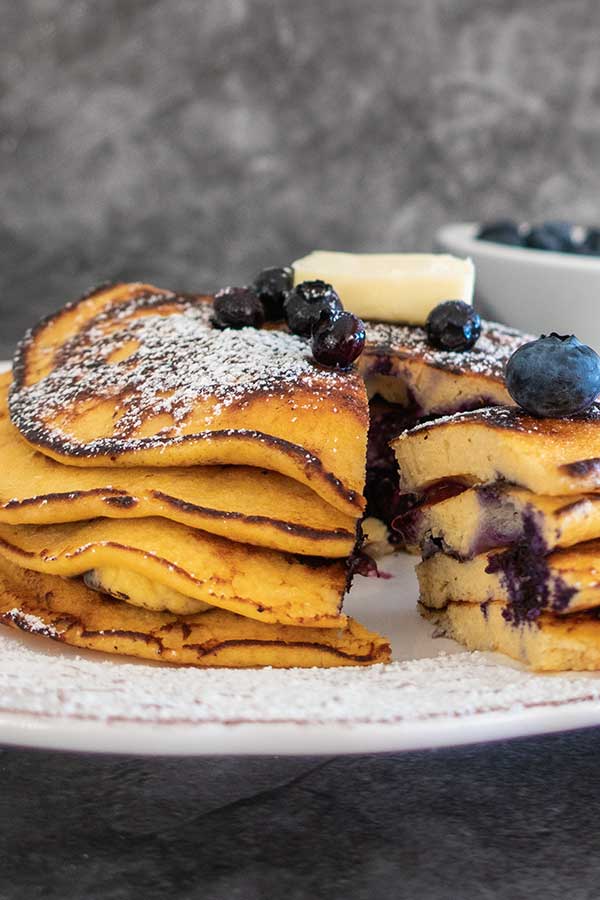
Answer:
212 286 265 329
525 221 580 253
579 227 600 256
252 266 293 321
506 333 600 418
477 220 524 246
426 301 481 352
284 280 343 337
312 312 365 369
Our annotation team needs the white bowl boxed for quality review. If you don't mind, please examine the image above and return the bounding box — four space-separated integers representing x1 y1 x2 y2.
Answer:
436 222 600 351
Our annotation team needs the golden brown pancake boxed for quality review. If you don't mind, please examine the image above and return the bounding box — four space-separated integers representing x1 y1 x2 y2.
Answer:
0 556 390 668
393 405 600 496
417 538 600 617
421 599 600 672
10 283 368 517
0 517 350 628
407 483 600 560
360 319 530 413
0 374 355 557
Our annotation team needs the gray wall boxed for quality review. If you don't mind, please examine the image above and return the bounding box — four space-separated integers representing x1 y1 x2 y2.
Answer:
2 0 600 356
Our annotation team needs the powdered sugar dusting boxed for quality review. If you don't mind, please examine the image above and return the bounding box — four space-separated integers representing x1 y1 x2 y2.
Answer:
4 608 63 639
400 405 516 435
365 318 532 380
1 630 600 727
10 293 354 452
401 403 600 437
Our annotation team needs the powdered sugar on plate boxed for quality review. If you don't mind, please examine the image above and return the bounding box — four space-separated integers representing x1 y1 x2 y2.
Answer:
1 631 600 727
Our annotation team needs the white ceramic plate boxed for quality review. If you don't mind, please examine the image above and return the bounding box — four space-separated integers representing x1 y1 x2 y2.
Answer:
3 552 600 755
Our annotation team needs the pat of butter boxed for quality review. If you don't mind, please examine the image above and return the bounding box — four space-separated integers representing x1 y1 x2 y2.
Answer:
292 251 475 325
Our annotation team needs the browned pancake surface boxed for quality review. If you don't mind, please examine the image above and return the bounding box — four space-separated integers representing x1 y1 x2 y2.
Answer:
0 373 356 557
394 404 600 496
0 517 350 628
10 283 368 515
363 318 529 382
0 557 390 668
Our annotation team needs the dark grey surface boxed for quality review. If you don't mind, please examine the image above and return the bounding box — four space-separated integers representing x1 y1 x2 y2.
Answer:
1 729 599 900
2 0 600 356
3 2 600 897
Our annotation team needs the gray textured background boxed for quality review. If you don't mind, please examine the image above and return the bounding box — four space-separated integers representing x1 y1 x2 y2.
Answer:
2 731 600 900
4 3 600 897
2 0 600 356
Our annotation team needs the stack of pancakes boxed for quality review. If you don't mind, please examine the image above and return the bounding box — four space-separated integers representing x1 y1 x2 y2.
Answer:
394 405 600 670
0 282 390 667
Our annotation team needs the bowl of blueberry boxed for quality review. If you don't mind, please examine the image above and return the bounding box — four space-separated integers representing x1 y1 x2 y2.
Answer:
436 220 600 351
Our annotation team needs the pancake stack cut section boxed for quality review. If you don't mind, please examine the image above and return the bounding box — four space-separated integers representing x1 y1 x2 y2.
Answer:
357 318 532 552
2 282 390 667
393 405 600 671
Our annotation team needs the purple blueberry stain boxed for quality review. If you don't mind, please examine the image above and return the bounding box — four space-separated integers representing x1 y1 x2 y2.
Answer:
552 579 578 614
484 509 576 625
467 485 523 558
346 548 392 581
365 355 394 377
365 397 422 533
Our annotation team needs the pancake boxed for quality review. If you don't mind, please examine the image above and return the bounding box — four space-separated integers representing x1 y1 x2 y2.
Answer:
0 556 390 668
417 539 600 619
421 600 600 672
0 517 350 628
393 405 600 496
10 282 368 517
406 483 600 560
0 375 355 557
360 318 529 414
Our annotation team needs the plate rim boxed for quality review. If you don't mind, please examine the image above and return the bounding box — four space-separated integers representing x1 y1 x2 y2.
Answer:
2 698 600 756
